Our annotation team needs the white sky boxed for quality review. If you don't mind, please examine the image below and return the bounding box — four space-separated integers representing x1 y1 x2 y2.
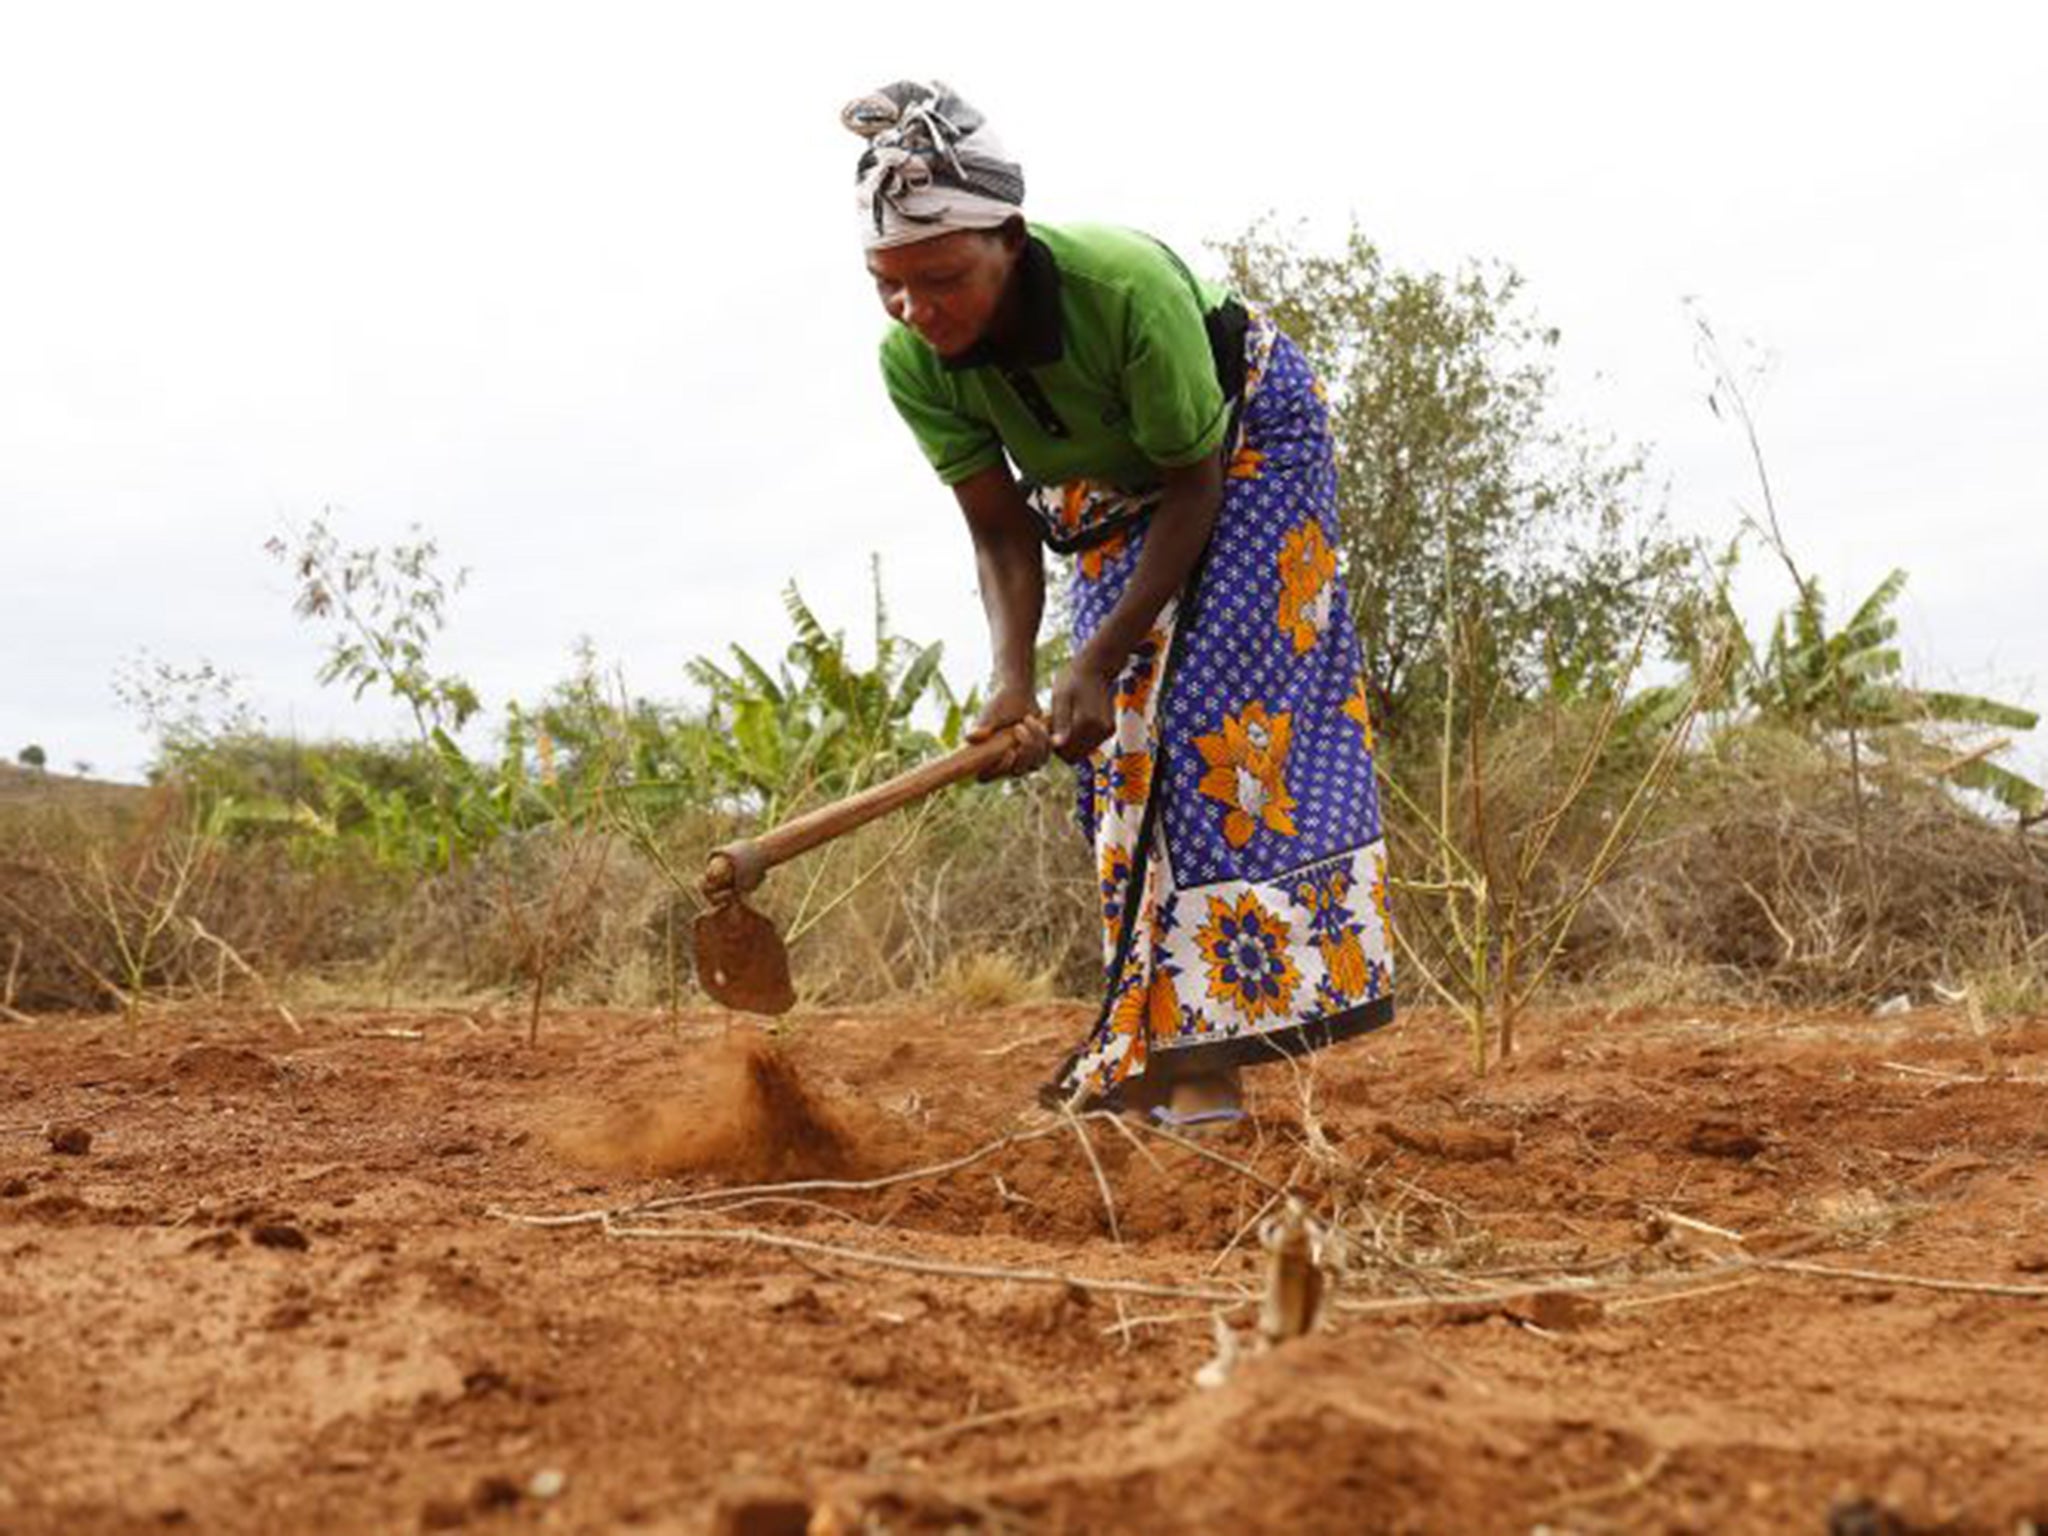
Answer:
2 1 2043 785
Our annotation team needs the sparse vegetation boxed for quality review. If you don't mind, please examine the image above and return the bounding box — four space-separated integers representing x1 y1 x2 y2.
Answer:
2 232 2039 1037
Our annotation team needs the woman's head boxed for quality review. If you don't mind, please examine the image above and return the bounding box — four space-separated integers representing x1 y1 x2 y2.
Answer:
865 216 1026 360
843 78 1024 267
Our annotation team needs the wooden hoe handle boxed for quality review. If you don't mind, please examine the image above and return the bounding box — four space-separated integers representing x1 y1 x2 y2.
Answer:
705 731 1021 895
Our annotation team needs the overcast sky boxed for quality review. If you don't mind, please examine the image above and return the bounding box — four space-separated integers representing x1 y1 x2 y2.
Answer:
2 1 2042 786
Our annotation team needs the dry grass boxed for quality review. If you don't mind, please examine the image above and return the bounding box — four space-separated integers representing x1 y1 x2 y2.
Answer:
931 950 1059 1010
1578 727 2048 1012
6 728 2041 1030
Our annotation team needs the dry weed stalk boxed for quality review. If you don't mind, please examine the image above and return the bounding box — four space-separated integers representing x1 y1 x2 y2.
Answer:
0 792 224 1025
1257 1199 1325 1344
488 822 618 1044
2 935 29 1023
1061 1109 1125 1247
1384 604 1732 1069
186 915 301 1033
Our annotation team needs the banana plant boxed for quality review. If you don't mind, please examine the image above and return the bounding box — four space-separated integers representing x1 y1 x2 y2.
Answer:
1752 569 2041 816
685 563 961 817
1655 554 2045 820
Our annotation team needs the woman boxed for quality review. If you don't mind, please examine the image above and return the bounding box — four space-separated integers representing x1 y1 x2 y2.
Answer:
848 81 1394 1124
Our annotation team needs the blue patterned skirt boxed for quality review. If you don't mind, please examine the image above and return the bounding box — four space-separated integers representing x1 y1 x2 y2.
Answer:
1029 315 1396 1106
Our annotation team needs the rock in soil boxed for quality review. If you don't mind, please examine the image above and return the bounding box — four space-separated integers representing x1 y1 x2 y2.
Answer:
710 1484 812 1536
527 1468 567 1500
47 1126 92 1156
470 1475 521 1511
1506 1290 1607 1333
1685 1114 1767 1159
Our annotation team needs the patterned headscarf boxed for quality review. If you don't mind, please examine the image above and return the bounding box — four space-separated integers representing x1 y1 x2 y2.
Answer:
842 80 1025 250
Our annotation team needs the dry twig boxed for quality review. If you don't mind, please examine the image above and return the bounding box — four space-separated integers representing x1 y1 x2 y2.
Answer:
1607 1277 1763 1313
0 1100 123 1137
598 1220 1253 1306
1062 1109 1124 1247
692 1194 887 1231
492 1122 1080 1230
1879 1059 1979 1083
1111 1111 1291 1198
1645 1206 1745 1243
1097 1109 1169 1175
1757 1258 2048 1298
1207 1191 1284 1277
877 1395 1097 1459
1533 1447 1674 1519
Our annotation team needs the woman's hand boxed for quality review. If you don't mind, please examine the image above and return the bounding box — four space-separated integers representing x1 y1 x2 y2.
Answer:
966 685 1051 780
1049 657 1118 764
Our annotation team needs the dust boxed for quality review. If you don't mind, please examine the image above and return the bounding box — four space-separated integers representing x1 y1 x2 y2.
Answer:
561 1034 861 1183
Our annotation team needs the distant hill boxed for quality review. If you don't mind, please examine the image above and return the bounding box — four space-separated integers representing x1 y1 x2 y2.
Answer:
0 761 145 807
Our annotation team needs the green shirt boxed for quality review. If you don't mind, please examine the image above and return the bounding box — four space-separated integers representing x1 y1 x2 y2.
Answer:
879 221 1235 490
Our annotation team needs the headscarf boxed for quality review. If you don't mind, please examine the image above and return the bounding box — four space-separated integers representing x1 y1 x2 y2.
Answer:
842 80 1024 250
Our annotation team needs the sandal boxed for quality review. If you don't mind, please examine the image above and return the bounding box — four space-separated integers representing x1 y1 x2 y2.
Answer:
1146 1104 1248 1129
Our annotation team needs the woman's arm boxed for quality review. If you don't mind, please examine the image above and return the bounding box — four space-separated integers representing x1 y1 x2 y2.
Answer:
1048 450 1223 762
952 463 1052 777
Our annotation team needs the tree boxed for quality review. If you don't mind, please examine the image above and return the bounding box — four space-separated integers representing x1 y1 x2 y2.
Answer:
112 655 263 776
16 745 46 772
267 513 480 743
266 513 510 871
1215 218 1691 741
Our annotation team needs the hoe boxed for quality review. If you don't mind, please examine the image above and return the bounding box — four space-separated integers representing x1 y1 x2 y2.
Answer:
693 726 1032 1013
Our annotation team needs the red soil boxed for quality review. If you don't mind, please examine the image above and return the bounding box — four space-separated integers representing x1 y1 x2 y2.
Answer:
3 1000 2048 1533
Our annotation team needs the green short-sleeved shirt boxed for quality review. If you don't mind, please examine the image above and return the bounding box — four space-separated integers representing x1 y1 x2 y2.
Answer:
879 221 1235 490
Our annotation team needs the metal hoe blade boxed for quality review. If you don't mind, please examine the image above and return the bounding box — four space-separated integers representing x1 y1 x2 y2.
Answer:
693 900 795 1015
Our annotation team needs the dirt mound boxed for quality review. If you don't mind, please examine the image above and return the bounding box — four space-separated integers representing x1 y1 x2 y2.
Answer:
835 1331 1642 1534
1023 1334 1572 1532
561 1034 862 1183
168 1044 282 1092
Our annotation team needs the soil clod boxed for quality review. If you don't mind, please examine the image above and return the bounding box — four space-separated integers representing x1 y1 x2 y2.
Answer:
1376 1117 1517 1162
169 1045 281 1093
